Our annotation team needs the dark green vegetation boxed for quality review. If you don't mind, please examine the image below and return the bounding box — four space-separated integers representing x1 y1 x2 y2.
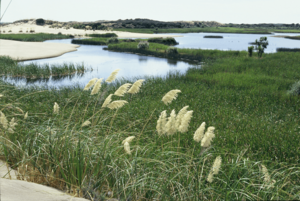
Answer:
114 27 300 34
0 33 73 42
71 37 108 45
0 56 89 78
148 37 178 45
87 33 118 38
107 41 246 62
204 35 223 38
36 18 45 25
1 48 300 199
277 48 300 52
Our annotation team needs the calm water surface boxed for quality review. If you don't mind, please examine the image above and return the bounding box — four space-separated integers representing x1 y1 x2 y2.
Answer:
3 32 300 87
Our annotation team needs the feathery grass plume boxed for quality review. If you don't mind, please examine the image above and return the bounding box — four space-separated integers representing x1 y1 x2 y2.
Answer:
162 89 181 105
24 112 28 120
91 78 103 95
128 79 145 94
114 83 132 96
201 126 216 148
53 102 59 114
0 111 8 129
207 156 222 183
102 94 113 108
83 78 98 91
165 109 177 135
8 128 14 134
15 107 24 114
124 142 131 155
81 120 91 127
107 100 128 110
175 106 189 130
156 110 167 135
9 118 17 130
122 136 135 144
261 164 271 184
178 110 193 133
106 69 120 83
194 122 206 142
0 94 3 98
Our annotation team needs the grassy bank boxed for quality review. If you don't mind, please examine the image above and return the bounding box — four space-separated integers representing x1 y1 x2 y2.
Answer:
285 36 300 40
1 50 300 200
107 42 247 62
114 27 300 34
0 56 89 78
0 33 73 42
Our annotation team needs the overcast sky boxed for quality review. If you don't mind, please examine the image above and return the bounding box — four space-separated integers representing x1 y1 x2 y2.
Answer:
0 0 299 24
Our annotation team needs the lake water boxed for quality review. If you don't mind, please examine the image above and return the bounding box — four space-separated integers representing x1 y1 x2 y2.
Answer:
3 32 300 88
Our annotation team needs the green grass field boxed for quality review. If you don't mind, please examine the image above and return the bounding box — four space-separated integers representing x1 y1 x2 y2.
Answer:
1 47 299 200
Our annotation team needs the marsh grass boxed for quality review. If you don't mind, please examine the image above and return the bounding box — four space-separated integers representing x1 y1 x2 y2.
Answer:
0 33 72 42
0 56 89 78
0 51 300 200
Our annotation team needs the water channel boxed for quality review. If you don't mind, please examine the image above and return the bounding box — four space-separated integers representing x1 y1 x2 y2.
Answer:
3 32 300 88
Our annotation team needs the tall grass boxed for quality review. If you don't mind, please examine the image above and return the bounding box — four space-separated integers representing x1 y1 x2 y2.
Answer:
0 56 89 78
1 51 300 200
0 33 73 42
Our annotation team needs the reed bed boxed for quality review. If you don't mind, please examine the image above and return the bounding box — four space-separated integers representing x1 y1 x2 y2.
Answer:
0 33 72 42
87 33 118 38
0 56 89 78
0 51 300 200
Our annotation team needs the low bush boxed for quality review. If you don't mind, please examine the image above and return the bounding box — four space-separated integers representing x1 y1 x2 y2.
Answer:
166 47 178 54
107 37 119 44
248 46 254 57
36 18 45 25
148 37 178 45
88 33 118 38
137 41 149 49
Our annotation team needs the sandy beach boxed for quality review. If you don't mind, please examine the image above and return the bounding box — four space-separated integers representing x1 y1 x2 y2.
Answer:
0 22 182 61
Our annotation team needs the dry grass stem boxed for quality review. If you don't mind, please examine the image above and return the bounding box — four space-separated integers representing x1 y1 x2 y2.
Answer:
107 100 128 110
83 78 98 90
106 69 120 83
102 94 113 108
194 122 206 142
53 102 59 114
128 79 145 94
178 110 193 133
166 109 177 135
114 83 132 96
124 142 131 155
175 106 189 130
91 78 103 95
122 136 135 144
162 89 181 105
156 110 167 135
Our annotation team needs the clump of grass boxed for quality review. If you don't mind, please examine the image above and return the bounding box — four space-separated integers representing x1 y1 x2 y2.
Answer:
287 80 300 95
137 41 149 50
148 37 178 45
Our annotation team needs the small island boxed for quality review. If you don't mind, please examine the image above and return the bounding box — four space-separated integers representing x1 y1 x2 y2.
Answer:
203 35 223 38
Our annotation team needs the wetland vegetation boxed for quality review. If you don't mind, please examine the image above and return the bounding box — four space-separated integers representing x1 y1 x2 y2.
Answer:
0 33 73 42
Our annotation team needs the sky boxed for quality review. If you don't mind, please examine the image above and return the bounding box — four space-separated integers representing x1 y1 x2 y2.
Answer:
0 0 299 24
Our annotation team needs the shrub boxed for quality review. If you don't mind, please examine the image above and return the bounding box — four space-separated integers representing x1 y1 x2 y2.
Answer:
137 41 149 50
36 18 45 25
287 80 300 96
248 46 254 57
166 47 178 54
253 37 268 58
107 37 119 44
88 33 118 38
148 37 178 45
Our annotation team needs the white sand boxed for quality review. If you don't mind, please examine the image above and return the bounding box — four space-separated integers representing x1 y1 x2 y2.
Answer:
0 23 182 61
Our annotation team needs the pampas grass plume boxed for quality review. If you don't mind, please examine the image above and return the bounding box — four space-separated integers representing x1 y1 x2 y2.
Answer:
162 89 181 105
128 79 144 94
82 120 91 127
166 109 177 135
122 136 135 144
194 122 206 142
156 110 167 135
9 118 17 130
53 102 59 114
102 94 113 108
114 83 132 96
178 110 193 133
91 78 103 95
24 112 28 120
201 126 215 148
106 69 120 83
107 100 128 110
207 156 222 183
124 142 131 155
83 78 98 90
175 106 189 130
0 111 8 129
